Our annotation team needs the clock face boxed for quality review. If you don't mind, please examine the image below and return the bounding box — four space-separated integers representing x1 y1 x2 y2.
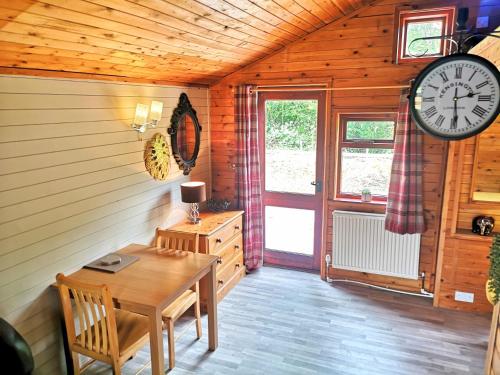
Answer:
410 54 500 140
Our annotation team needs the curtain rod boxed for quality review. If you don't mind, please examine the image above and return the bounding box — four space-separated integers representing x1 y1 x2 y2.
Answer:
250 85 411 93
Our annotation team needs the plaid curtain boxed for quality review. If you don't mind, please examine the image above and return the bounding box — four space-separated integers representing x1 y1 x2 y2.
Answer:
235 85 264 270
385 89 425 234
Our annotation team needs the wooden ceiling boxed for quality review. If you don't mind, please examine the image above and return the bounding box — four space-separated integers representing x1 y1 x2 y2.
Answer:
0 0 373 85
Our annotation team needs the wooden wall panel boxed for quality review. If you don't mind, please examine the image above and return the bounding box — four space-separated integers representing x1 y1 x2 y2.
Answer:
209 0 496 299
433 34 500 313
0 75 210 374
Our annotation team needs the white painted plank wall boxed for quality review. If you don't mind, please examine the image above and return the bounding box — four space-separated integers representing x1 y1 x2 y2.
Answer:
0 75 211 374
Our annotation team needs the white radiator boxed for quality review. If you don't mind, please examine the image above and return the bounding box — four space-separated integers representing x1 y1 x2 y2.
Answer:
332 210 421 280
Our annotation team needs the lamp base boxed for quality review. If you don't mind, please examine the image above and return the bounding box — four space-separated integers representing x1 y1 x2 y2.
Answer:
188 203 201 224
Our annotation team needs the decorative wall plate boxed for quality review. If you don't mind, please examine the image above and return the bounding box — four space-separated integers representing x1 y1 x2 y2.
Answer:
144 133 170 180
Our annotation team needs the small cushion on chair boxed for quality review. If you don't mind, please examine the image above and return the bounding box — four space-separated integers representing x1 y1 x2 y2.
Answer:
161 290 197 322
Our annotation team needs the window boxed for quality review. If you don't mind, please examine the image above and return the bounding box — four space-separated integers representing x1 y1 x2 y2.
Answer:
396 8 455 63
336 114 397 202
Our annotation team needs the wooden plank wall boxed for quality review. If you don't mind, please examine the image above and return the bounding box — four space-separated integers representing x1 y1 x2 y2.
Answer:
210 0 496 295
0 75 210 374
434 34 500 313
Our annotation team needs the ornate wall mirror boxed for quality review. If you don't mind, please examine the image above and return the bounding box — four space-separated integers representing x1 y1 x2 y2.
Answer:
168 93 202 175
470 121 500 202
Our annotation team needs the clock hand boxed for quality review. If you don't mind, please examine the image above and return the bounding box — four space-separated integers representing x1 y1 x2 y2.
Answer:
452 88 458 129
456 92 481 99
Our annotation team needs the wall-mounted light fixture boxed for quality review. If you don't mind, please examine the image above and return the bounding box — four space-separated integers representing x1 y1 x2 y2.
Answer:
131 101 163 138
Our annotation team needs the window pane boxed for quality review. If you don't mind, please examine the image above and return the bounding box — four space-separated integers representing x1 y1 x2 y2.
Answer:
265 100 318 194
340 148 394 196
265 206 315 255
405 20 443 57
345 120 395 141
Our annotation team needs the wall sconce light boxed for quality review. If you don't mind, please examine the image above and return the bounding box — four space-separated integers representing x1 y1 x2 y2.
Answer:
131 101 163 138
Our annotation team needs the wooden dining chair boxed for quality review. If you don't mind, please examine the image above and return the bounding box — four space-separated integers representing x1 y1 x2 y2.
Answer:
56 273 150 375
155 229 202 369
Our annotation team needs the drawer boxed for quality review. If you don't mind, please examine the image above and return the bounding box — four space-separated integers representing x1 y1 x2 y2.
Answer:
215 234 242 269
216 265 246 303
207 215 243 253
216 250 243 292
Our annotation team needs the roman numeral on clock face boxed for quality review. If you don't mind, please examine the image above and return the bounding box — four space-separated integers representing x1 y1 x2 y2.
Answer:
423 97 435 102
468 71 477 81
424 106 437 118
465 116 472 126
455 67 462 79
434 115 445 127
439 72 449 82
472 105 487 118
428 84 439 91
476 81 488 89
478 95 492 102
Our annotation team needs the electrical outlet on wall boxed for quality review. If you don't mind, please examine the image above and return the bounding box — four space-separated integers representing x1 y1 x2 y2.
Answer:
455 291 475 303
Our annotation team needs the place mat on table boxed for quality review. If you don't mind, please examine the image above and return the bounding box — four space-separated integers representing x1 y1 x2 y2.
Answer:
84 253 139 273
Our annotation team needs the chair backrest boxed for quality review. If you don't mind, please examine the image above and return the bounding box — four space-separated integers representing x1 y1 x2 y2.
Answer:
155 229 199 253
56 273 119 361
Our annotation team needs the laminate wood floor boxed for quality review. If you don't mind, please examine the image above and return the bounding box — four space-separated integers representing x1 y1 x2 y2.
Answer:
85 266 491 375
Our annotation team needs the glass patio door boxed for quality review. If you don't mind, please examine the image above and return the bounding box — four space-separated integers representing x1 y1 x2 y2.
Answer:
258 90 325 270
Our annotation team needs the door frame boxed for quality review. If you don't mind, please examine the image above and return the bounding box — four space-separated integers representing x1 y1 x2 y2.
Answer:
258 90 327 271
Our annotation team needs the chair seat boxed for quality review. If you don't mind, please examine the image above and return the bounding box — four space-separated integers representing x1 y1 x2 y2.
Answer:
76 309 149 358
161 290 197 322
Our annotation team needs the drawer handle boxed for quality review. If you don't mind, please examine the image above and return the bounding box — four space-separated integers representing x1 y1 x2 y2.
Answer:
217 258 222 264
216 238 222 243
235 263 240 269
235 225 240 230
218 280 224 286
234 245 240 249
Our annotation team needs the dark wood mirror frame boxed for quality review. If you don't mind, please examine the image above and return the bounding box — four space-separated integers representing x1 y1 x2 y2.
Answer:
168 93 202 175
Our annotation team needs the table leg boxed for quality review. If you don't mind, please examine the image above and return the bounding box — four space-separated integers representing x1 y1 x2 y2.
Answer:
207 262 218 351
149 308 165 375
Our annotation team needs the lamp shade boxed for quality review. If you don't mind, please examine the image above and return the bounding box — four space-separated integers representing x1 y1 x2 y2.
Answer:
180 181 206 203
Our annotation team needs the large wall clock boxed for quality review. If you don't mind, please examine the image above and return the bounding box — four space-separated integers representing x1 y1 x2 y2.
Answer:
410 53 500 140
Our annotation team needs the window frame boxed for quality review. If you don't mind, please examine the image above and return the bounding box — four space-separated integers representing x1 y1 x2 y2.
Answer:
396 7 455 64
335 113 397 203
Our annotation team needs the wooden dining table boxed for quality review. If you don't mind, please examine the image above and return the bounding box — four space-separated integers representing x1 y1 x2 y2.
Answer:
63 243 219 375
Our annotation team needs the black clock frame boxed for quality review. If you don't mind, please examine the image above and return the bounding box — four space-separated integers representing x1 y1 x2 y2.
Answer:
167 93 202 175
409 53 500 141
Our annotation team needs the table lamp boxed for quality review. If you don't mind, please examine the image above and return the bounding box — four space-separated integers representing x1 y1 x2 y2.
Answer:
181 181 206 224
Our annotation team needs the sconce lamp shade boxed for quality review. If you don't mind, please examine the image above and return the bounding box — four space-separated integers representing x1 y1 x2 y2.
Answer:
133 103 149 125
150 101 163 121
181 182 206 203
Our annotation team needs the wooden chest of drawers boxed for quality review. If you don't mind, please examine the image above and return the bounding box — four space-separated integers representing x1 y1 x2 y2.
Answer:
169 210 245 308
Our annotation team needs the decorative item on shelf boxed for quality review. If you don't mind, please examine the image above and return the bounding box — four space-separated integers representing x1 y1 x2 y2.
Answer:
144 133 170 180
181 181 206 224
472 215 495 236
487 234 500 305
408 8 500 141
168 93 202 175
131 100 163 139
361 189 372 202
206 198 231 212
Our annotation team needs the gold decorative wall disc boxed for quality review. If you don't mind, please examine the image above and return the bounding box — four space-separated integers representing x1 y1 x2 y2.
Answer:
144 133 170 180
